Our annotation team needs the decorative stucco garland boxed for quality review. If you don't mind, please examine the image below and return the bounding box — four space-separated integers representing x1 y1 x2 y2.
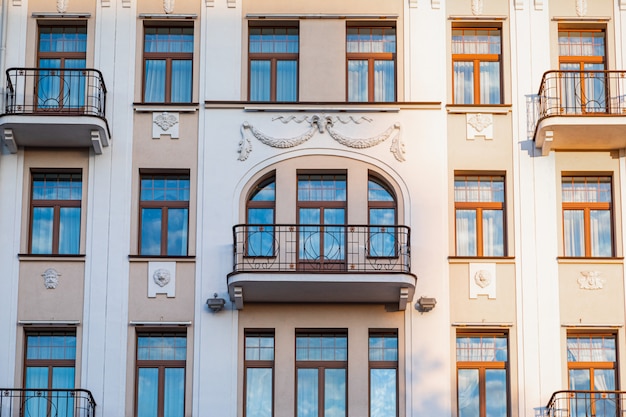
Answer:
238 115 405 162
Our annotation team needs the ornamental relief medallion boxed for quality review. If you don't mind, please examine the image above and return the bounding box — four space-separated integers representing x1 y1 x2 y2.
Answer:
239 115 405 162
578 271 605 290
42 268 61 289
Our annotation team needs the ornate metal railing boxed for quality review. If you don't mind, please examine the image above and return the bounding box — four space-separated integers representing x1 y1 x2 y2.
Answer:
0 388 96 417
232 224 411 274
537 70 626 119
4 68 107 118
546 390 626 417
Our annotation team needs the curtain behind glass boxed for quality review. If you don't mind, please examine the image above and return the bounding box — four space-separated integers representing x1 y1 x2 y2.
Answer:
246 368 273 417
59 207 80 254
164 368 185 417
480 62 501 104
144 60 166 103
32 207 54 254
297 369 318 417
141 208 162 255
458 369 479 417
456 210 477 256
250 61 271 101
482 210 504 256
374 61 395 102
167 208 188 256
276 60 297 101
324 369 346 417
348 61 368 102
454 62 474 104
138 368 158 417
171 60 192 103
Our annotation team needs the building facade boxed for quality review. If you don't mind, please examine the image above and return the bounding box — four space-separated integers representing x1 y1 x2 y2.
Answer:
0 0 626 416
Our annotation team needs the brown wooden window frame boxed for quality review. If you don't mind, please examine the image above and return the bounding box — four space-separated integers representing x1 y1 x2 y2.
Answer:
451 26 502 105
346 24 397 103
24 330 77 389
244 330 275 417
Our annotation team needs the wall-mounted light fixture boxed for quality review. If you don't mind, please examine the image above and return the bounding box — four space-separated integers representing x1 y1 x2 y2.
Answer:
417 296 437 312
206 293 226 312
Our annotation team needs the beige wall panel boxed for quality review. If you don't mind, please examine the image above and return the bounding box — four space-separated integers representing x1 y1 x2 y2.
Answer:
549 0 614 18
558 263 624 324
243 0 403 15
18 260 85 321
136 0 200 14
299 20 345 102
449 263 516 323
127 261 195 321
446 0 509 16
554 151 623 256
21 149 90 253
238 304 405 417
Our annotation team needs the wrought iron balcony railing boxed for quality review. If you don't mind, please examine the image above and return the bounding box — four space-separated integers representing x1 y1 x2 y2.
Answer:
232 224 411 274
537 70 626 119
4 68 107 118
0 388 96 417
546 390 626 417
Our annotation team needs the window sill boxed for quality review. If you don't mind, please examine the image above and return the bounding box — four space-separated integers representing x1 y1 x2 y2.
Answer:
128 255 196 262
18 254 86 261
448 256 515 264
557 257 624 264
133 103 199 113
446 104 511 114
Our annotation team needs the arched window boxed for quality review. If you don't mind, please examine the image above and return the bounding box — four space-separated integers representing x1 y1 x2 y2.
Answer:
368 175 397 257
246 174 276 257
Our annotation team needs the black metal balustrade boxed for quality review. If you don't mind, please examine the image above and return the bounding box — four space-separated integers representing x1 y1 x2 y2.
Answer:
537 70 626 119
232 224 411 274
546 390 626 417
4 68 107 118
0 389 96 417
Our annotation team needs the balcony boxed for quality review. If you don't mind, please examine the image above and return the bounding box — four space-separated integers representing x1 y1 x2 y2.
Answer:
0 68 110 154
533 70 626 155
227 224 416 310
0 388 96 417
546 390 626 417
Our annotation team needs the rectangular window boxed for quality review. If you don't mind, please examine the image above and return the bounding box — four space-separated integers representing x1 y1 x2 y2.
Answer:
139 173 190 256
347 25 396 102
559 29 607 113
24 331 76 417
452 27 502 104
567 333 617 417
369 331 398 417
37 24 87 110
143 25 193 103
136 332 186 417
296 331 347 417
454 175 505 257
248 25 298 102
456 332 508 417
244 332 274 417
30 171 82 255
562 176 613 257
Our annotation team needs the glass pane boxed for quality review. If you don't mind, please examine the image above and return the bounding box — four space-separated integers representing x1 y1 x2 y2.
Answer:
247 209 275 257
369 334 398 361
485 369 507 417
297 175 346 202
374 60 395 102
299 208 321 261
59 207 80 254
137 335 186 361
141 208 162 255
250 180 275 201
567 336 616 362
370 369 397 417
368 180 394 201
25 367 49 417
454 61 474 104
324 209 345 261
325 369 346 417
276 60 297 102
482 210 504 257
167 208 188 256
458 369 479 417
250 61 271 101
348 60 368 102
31 207 54 254
297 369 318 417
569 369 591 390
164 368 185 417
245 335 274 361
52 367 76 417
137 368 159 417
457 335 507 362
564 210 585 257
456 210 477 256
246 368 273 417
590 210 612 257
171 60 192 103
479 61 501 104
144 60 166 102
369 209 396 257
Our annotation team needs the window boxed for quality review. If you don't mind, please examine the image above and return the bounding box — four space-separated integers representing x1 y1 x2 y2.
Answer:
136 332 186 417
454 175 505 257
246 175 276 257
37 24 87 110
369 331 398 417
562 176 612 257
567 334 617 417
456 332 508 417
30 171 82 255
24 331 76 417
368 176 397 257
296 332 347 417
248 25 298 102
244 332 274 417
139 173 190 256
559 29 606 113
297 174 347 269
452 27 502 104
347 25 396 102
143 25 193 103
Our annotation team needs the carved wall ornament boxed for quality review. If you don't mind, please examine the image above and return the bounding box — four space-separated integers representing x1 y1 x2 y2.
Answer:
239 115 405 162
578 271 605 290
534 0 543 10
57 0 69 13
471 0 483 15
154 112 178 131
467 113 492 132
467 113 494 140
163 0 174 14
153 268 171 287
576 0 587 16
42 268 60 289
474 270 492 288
431 0 441 9
469 263 496 299
153 112 180 139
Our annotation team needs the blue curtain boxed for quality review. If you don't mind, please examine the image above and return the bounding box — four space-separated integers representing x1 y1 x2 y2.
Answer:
348 60 368 102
